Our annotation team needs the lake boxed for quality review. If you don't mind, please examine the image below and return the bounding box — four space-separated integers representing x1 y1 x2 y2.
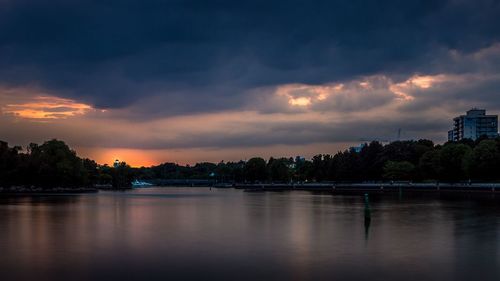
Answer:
0 187 500 281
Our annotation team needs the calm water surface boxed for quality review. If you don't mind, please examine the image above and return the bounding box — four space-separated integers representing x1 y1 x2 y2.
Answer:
1 187 500 281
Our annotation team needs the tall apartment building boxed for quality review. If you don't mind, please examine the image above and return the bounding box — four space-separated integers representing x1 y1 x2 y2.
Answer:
448 109 498 141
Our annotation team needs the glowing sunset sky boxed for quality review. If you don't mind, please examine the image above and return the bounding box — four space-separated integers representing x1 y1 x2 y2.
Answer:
1 1 500 166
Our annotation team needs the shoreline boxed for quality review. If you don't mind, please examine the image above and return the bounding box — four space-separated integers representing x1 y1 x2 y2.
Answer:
3 183 500 195
0 186 98 194
234 182 500 193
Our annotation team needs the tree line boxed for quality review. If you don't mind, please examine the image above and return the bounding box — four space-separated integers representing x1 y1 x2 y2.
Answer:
135 137 500 183
0 139 133 189
2 137 500 189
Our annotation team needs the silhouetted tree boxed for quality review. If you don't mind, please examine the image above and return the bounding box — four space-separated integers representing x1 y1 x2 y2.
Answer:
244 157 267 182
419 150 441 180
334 150 361 181
0 141 21 186
267 157 291 182
6 137 500 187
30 139 89 188
359 141 384 180
464 140 500 181
439 143 471 181
112 161 134 188
383 161 416 180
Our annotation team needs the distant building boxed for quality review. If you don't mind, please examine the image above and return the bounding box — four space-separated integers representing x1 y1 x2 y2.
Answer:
350 143 367 153
294 156 305 163
448 109 498 141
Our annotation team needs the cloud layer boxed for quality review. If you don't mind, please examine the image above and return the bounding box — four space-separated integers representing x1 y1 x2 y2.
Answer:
1 0 500 112
1 0 500 165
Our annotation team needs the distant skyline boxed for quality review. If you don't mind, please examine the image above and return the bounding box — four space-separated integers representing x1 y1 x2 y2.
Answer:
1 0 500 166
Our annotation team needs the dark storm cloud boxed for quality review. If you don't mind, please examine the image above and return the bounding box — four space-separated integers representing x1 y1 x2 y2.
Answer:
0 109 448 150
1 0 499 115
402 75 500 113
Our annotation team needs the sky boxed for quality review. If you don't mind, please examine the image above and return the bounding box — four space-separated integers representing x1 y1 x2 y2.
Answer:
1 0 500 167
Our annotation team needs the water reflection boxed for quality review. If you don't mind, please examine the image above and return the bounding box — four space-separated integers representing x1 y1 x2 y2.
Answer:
364 193 371 242
0 189 499 281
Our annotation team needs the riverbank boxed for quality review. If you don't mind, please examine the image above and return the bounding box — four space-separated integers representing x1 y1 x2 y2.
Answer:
0 186 98 194
234 182 500 193
4 182 500 195
95 184 133 191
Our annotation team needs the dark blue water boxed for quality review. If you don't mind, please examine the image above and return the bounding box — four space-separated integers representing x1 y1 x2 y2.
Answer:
0 187 500 281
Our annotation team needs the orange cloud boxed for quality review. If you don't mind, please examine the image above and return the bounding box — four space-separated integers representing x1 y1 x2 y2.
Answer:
389 74 451 100
289 97 312 106
275 83 344 108
2 95 92 120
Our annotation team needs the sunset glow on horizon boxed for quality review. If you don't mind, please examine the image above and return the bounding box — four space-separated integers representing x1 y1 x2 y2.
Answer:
77 142 356 167
81 148 161 167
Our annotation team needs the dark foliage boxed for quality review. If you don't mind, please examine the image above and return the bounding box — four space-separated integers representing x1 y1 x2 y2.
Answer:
136 138 500 183
0 139 133 189
3 137 500 188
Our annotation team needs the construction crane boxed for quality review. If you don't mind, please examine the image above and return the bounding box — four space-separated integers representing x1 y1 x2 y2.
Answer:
358 128 406 144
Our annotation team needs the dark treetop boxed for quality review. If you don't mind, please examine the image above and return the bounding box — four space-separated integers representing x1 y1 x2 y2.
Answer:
2 137 500 189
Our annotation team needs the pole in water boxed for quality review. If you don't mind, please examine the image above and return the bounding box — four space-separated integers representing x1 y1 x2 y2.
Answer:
364 193 371 240
364 193 370 210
